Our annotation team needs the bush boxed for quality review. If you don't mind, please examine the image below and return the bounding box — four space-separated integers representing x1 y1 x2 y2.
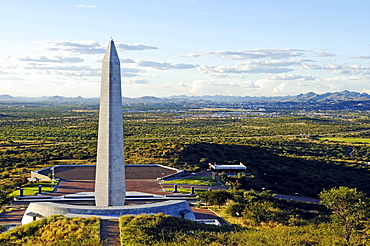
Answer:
0 215 101 245
225 202 245 217
119 213 232 246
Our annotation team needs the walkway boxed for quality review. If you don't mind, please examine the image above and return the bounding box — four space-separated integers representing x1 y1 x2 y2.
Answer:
191 207 229 226
0 207 26 225
100 219 120 246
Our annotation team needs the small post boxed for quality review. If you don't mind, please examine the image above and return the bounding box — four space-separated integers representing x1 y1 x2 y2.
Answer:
173 184 179 193
20 188 24 197
38 185 42 194
190 186 195 195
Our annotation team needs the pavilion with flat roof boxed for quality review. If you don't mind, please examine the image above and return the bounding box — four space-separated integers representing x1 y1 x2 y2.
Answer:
208 162 247 174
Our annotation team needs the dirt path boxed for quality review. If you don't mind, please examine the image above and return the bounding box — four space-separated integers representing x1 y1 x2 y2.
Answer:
100 219 120 246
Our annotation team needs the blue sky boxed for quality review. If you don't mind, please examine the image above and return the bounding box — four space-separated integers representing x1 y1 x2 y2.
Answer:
0 0 370 98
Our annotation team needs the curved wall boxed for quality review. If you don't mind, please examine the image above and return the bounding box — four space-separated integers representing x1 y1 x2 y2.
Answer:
22 200 195 224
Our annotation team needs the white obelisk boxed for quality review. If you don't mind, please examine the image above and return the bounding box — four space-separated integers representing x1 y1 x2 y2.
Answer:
95 40 125 206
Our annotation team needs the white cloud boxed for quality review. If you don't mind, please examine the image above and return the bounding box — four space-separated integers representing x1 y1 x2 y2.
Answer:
315 52 336 57
241 81 260 89
136 60 196 70
272 82 286 93
24 63 99 73
188 80 212 94
35 40 157 55
351 65 370 74
52 70 100 77
36 40 105 54
178 81 187 87
134 79 149 84
207 74 228 78
18 55 83 63
74 5 97 8
122 79 150 84
300 63 370 75
121 58 135 63
122 73 139 77
265 74 316 80
329 83 344 90
297 82 309 86
122 68 141 73
184 49 306 60
116 43 158 51
352 55 370 59
0 76 25 82
198 59 307 74
188 79 260 95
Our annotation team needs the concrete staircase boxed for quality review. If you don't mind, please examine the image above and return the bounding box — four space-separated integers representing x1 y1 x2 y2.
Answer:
100 219 120 246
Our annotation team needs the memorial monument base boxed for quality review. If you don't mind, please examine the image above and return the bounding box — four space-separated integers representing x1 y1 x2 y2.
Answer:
21 192 195 224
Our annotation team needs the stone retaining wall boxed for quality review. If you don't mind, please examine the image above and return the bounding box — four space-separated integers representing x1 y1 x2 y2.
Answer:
22 200 195 224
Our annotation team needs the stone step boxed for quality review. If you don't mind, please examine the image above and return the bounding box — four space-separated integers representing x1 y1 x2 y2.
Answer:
100 219 120 246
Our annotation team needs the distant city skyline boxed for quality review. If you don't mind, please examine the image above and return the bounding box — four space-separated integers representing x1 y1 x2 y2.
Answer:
0 1 370 98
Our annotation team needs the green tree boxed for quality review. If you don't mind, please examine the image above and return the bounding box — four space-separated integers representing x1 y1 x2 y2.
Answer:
243 201 279 225
319 186 370 244
225 202 245 217
198 190 231 208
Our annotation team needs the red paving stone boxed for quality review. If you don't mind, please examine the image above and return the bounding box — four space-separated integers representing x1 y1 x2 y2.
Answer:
0 208 26 225
0 166 228 225
191 207 229 226
49 180 95 196
126 179 171 195
38 165 177 181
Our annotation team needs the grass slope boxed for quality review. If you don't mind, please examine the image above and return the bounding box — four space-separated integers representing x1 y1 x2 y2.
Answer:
119 214 369 245
119 213 232 246
175 142 370 197
320 137 370 143
0 215 101 246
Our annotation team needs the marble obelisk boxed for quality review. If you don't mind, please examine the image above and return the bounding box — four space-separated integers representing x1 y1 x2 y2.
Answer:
95 40 125 206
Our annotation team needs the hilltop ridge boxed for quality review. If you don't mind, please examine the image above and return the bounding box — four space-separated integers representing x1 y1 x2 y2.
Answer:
0 90 370 104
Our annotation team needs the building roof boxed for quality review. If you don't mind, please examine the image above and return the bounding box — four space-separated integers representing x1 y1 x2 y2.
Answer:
209 163 246 170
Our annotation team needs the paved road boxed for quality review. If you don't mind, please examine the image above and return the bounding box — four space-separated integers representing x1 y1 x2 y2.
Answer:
164 172 320 204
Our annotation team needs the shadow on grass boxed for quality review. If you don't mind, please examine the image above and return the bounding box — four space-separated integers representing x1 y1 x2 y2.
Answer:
174 142 370 197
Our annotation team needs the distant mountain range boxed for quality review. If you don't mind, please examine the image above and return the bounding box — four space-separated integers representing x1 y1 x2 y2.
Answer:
167 91 370 103
1 90 370 106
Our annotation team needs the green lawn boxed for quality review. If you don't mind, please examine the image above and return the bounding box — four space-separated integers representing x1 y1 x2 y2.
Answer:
320 137 370 143
10 181 59 197
163 176 219 186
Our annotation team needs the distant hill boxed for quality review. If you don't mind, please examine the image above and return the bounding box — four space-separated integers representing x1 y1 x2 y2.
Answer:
0 94 14 101
1 91 370 106
288 90 370 103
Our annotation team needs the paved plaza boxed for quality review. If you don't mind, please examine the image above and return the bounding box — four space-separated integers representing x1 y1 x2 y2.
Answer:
0 165 228 225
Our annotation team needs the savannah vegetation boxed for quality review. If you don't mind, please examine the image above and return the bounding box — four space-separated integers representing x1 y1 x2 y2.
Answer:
1 104 369 244
119 185 370 245
0 215 101 246
1 187 369 245
0 104 370 204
